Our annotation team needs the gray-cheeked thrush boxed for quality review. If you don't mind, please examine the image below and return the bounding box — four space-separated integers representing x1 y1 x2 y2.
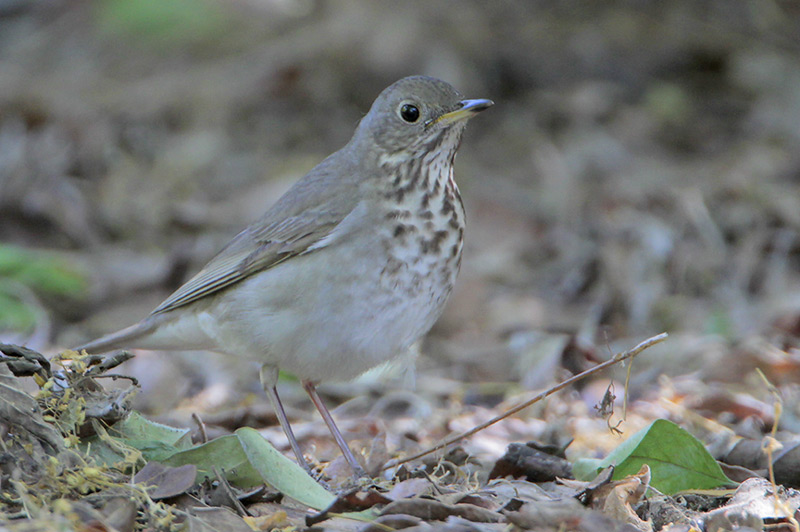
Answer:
76 76 493 478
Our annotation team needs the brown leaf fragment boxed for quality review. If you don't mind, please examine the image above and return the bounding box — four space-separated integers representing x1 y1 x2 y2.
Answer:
185 507 254 532
79 387 136 434
718 462 764 484
246 501 308 529
601 465 652 532
506 498 641 532
58 499 113 529
306 488 393 526
489 441 573 482
692 390 774 425
381 516 502 532
0 373 64 452
365 431 391 475
441 446 474 466
98 496 138 532
482 479 560 510
557 466 616 505
84 350 135 375
381 498 505 523
578 467 646 507
325 452 368 481
197 403 278 430
386 478 435 500
453 493 500 511
703 509 763 532
723 438 768 471
339 488 393 510
359 513 422 531
0 343 51 378
705 477 800 523
243 510 290 531
133 462 197 500
234 484 272 505
774 440 800 488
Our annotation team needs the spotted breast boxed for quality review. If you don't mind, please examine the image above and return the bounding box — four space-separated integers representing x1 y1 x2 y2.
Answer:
376 125 466 347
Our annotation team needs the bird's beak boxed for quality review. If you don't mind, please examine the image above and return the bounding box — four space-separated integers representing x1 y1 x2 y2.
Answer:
428 98 494 128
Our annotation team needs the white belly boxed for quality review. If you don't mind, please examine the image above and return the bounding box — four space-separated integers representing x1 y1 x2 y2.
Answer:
200 224 459 382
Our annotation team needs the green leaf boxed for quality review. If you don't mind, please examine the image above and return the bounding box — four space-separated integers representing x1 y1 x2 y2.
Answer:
236 427 336 510
82 412 192 466
170 429 374 518
161 434 264 488
110 412 193 449
167 430 375 519
572 457 604 480
572 419 734 495
84 417 374 520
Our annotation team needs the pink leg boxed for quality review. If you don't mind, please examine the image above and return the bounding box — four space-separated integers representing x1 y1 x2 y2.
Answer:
303 381 368 478
265 385 314 474
259 365 313 474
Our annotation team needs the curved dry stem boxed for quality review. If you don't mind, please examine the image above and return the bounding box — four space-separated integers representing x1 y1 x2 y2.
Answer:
385 332 668 471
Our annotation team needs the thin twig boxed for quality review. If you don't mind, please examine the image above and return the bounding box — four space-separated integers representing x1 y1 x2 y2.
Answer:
384 332 668 471
757 368 799 532
212 466 249 517
192 412 208 444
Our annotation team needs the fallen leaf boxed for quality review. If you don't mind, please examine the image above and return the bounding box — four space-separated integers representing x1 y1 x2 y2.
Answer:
601 465 652 532
133 461 197 500
573 419 733 494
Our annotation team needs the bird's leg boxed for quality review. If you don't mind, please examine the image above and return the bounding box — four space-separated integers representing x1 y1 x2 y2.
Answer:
259 365 313 475
302 380 368 478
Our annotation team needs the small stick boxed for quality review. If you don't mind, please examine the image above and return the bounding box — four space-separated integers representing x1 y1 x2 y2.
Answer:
212 466 249 517
385 332 668 470
192 412 208 444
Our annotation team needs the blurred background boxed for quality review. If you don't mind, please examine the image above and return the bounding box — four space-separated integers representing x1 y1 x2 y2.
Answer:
2 0 800 460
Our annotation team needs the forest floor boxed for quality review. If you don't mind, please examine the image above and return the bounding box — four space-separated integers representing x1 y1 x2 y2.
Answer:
2 2 800 530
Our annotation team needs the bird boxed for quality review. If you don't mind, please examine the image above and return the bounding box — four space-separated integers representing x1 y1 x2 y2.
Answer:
75 75 493 478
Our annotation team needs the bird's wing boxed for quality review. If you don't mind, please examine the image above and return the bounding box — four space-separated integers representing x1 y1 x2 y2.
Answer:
151 210 346 316
153 212 338 314
150 142 364 315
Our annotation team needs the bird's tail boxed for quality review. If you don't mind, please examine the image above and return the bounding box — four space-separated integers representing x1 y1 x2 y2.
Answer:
73 321 156 354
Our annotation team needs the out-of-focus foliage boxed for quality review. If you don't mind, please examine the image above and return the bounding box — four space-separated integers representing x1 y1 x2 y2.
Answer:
0 245 86 332
96 0 234 47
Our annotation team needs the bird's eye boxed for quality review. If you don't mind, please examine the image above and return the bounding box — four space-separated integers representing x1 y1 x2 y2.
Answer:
399 103 420 123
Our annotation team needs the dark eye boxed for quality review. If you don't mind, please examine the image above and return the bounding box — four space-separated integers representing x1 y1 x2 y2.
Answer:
400 103 420 123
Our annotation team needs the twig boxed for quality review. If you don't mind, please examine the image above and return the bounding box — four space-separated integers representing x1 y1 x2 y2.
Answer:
85 351 136 374
212 466 249 517
384 332 668 471
192 412 208 444
757 368 799 532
